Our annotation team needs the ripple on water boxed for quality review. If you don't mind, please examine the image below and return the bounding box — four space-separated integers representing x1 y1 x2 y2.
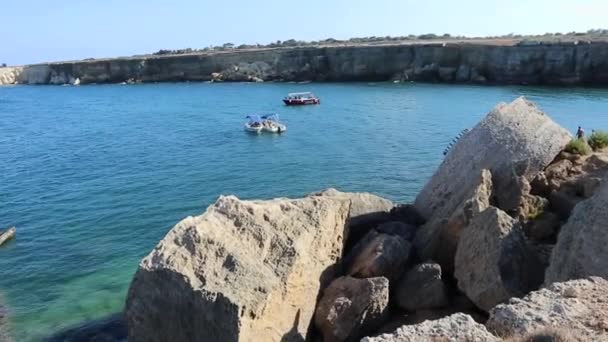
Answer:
2 82 608 340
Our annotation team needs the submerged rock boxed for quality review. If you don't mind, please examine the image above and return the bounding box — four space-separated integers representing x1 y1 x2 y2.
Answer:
414 97 571 269
454 207 543 312
125 194 350 342
545 180 608 284
362 313 499 342
395 262 448 311
44 314 126 342
486 277 608 341
314 276 389 342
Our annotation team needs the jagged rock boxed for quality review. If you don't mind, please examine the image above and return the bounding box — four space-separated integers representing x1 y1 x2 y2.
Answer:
362 313 499 342
582 176 602 198
545 159 573 180
375 221 417 241
395 262 448 311
486 277 608 341
389 204 425 226
310 188 393 250
454 207 543 312
549 189 579 219
517 194 549 222
545 181 608 284
314 276 389 342
125 194 350 342
417 169 493 274
343 230 411 280
414 98 570 270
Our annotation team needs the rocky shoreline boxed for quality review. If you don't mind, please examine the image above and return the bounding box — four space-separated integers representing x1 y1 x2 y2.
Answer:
2 41 608 86
4 97 608 341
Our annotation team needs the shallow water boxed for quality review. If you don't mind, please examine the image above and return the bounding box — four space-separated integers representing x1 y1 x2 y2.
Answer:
1 82 608 341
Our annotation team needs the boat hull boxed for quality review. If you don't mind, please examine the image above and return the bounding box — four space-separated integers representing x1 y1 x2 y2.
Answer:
283 98 320 106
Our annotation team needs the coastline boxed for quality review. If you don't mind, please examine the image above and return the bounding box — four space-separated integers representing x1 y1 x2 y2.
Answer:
2 39 608 86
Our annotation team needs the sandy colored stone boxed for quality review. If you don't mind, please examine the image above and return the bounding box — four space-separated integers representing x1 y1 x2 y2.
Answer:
343 231 411 280
362 313 499 342
545 180 608 284
414 98 571 267
455 207 543 312
487 277 608 341
125 194 350 342
314 276 389 342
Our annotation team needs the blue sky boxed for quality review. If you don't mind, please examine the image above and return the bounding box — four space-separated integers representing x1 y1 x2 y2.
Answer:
2 0 607 65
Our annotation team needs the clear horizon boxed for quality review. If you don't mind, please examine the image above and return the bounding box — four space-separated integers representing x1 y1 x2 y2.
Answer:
2 0 607 65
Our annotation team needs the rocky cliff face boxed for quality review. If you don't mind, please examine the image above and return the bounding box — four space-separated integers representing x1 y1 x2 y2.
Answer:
3 41 608 85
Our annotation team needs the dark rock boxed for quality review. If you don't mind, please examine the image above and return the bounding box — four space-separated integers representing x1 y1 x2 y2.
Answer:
375 221 417 241
343 231 411 281
395 262 448 311
389 204 425 226
44 314 126 342
314 276 389 342
524 211 561 241
549 189 580 219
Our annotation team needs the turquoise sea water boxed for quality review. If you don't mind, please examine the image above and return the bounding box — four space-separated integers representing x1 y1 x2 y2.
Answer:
2 82 608 340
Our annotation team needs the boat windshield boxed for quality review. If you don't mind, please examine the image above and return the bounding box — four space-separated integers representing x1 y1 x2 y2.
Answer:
286 92 314 99
261 114 280 121
246 115 262 123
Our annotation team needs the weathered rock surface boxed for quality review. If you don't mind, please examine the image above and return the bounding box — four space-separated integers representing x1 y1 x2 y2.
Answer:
414 98 570 271
455 207 543 312
389 204 425 227
314 276 389 342
395 262 448 311
417 169 493 273
486 277 608 341
310 188 393 250
362 313 499 342
545 180 608 284
125 194 350 342
5 41 608 86
342 230 411 280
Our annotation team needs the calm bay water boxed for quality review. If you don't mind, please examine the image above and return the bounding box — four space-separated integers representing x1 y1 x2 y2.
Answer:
1 82 608 340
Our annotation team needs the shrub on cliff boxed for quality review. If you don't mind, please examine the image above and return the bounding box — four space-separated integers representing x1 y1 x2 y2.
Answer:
587 130 608 151
564 138 591 155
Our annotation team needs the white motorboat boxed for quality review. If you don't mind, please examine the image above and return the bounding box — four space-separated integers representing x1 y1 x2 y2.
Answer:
244 114 287 134
244 115 264 133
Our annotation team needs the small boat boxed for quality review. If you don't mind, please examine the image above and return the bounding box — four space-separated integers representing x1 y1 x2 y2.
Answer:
261 114 287 133
244 114 287 134
283 92 320 106
244 115 264 133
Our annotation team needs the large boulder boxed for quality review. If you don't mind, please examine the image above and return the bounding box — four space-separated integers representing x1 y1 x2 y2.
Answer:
454 207 543 311
414 97 571 267
362 313 499 342
416 169 493 273
486 277 608 341
125 194 351 342
342 230 411 280
545 180 608 284
314 276 389 342
309 188 394 250
395 262 448 311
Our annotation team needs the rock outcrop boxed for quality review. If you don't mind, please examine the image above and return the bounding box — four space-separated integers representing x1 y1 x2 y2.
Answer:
454 207 543 312
414 97 571 272
362 313 499 342
545 179 608 284
5 41 608 86
310 188 394 251
314 276 389 342
395 262 448 311
125 194 350 342
486 277 608 341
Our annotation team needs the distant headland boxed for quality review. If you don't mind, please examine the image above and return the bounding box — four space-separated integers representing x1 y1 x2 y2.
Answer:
2 30 608 86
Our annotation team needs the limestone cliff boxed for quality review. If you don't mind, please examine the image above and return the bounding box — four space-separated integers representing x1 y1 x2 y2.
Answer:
3 41 608 86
